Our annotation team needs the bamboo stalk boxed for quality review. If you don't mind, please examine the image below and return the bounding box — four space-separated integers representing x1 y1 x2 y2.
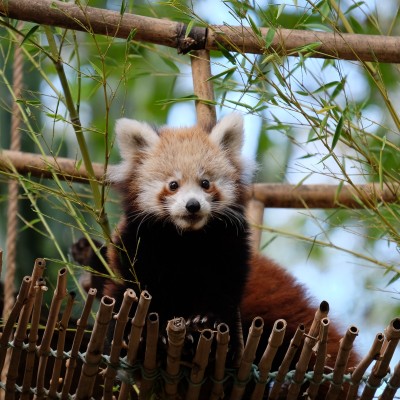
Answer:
20 279 47 400
286 301 330 400
48 291 76 399
185 329 214 400
190 49 216 131
361 318 400 400
3 150 398 210
268 324 305 400
61 288 97 399
305 318 330 400
230 316 264 400
345 332 384 400
103 289 137 400
246 198 265 252
75 295 115 400
165 317 186 399
118 290 152 399
139 312 160 400
251 319 287 400
3 0 400 63
5 259 46 400
210 323 230 400
34 268 68 399
0 276 31 373
325 325 359 400
379 359 400 400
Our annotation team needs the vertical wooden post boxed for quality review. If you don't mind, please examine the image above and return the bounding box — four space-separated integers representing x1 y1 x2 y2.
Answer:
190 49 217 129
246 198 264 252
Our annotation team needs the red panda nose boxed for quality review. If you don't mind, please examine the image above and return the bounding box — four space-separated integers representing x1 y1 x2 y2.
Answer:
186 199 201 214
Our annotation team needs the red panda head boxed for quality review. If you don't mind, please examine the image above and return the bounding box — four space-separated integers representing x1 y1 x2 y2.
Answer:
109 113 252 231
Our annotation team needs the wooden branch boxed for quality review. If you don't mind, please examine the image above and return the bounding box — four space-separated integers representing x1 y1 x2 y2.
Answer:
190 50 217 130
2 0 400 63
2 150 399 208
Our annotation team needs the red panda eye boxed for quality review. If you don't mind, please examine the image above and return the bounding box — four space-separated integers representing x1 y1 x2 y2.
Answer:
169 181 179 191
200 179 210 190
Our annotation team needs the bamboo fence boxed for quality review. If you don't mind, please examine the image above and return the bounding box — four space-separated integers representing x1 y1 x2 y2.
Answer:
1 1 400 399
0 258 399 399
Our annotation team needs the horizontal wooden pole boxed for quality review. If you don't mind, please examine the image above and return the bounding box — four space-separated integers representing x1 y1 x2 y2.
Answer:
1 150 398 209
1 0 400 63
0 150 105 184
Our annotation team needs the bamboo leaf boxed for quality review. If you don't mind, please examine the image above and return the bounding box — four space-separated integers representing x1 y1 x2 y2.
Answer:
21 25 40 45
264 28 275 49
332 115 344 150
216 42 237 65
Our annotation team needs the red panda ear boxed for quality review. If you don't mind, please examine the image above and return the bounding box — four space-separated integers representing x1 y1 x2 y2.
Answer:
209 113 244 155
114 118 159 160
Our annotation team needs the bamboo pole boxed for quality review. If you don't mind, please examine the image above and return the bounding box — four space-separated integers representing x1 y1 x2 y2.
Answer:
230 316 264 400
209 323 230 400
325 325 359 400
4 259 46 400
118 290 152 399
268 324 305 400
48 291 76 399
286 301 330 400
139 312 160 400
360 318 400 400
60 288 97 399
0 276 31 372
20 279 47 399
190 50 217 130
2 0 400 63
305 318 330 400
75 295 115 400
379 359 400 400
103 288 137 400
251 319 287 400
165 317 186 399
345 332 384 400
35 267 68 399
185 329 214 400
2 150 398 209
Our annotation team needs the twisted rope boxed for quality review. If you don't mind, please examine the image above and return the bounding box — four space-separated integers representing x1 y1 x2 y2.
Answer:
4 21 24 321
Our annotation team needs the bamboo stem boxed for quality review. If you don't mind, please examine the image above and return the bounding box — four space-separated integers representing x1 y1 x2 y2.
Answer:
251 319 287 400
190 49 216 130
268 324 305 400
230 316 264 400
3 150 398 209
305 318 330 400
35 267 68 399
165 317 186 399
379 359 400 400
361 318 400 400
325 325 359 400
139 312 160 400
103 289 137 400
20 279 47 399
75 296 115 400
345 332 384 400
185 329 214 400
0 276 31 373
210 323 230 400
3 0 400 63
286 301 330 400
48 291 76 399
5 259 46 400
61 288 97 399
119 290 151 399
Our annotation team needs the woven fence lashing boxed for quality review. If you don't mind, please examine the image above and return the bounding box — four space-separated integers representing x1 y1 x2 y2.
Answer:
0 261 399 399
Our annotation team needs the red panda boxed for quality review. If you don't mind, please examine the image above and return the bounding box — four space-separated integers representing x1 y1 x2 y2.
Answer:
72 113 358 398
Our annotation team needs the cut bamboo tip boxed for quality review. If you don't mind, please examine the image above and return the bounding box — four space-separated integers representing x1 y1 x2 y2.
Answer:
384 318 400 340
